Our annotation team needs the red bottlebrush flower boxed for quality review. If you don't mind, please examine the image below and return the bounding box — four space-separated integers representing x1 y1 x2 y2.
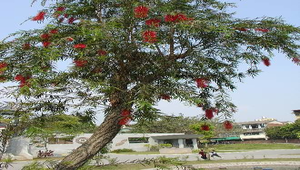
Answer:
121 109 131 117
42 41 51 48
49 29 58 34
74 59 88 67
68 17 76 24
64 14 69 18
201 125 210 131
234 27 247 32
0 62 8 69
212 108 219 114
134 6 149 18
56 7 65 12
22 43 31 50
292 57 300 63
66 37 74 42
40 33 51 40
74 44 87 49
262 58 271 66
205 109 214 119
97 50 107 56
195 78 209 88
142 30 157 43
165 14 176 22
15 75 24 81
145 18 161 27
175 13 188 22
32 11 46 21
223 121 233 130
255 28 269 33
160 94 171 101
118 117 131 125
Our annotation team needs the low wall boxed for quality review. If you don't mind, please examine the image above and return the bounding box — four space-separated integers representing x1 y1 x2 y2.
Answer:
230 139 300 144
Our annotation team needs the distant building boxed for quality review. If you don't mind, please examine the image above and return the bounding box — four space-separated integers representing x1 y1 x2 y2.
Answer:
238 117 289 141
292 110 300 120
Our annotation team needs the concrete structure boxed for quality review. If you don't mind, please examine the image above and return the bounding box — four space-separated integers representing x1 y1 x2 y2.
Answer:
29 133 202 157
238 118 288 140
292 110 300 120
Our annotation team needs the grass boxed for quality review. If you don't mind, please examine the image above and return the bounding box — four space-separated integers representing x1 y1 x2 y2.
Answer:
89 158 300 170
211 143 300 151
110 151 159 154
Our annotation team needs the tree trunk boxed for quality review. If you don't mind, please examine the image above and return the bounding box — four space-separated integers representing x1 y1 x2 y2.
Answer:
55 110 122 170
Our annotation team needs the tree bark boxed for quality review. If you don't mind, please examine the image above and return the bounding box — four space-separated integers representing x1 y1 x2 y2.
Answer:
55 109 122 170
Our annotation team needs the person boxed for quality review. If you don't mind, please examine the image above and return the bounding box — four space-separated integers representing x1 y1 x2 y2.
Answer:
211 150 221 158
198 149 207 159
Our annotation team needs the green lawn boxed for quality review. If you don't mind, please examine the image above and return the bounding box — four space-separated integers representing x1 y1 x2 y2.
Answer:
89 158 300 170
212 143 300 151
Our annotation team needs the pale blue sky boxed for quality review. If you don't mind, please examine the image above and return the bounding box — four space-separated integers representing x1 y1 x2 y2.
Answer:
1 0 300 123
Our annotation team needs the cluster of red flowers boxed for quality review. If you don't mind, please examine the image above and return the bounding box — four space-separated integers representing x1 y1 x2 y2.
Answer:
145 18 160 27
165 13 192 22
143 30 157 43
74 59 88 67
292 57 300 63
32 11 46 21
118 109 132 125
98 50 107 56
134 6 149 18
74 44 87 49
160 94 171 101
200 124 210 131
262 58 271 66
204 108 218 119
14 74 31 87
195 78 209 88
0 62 8 82
223 121 233 130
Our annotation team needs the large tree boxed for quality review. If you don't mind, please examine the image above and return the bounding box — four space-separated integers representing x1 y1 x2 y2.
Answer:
1 0 300 169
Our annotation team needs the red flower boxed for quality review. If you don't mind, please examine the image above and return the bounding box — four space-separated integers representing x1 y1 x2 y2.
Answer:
160 94 171 101
15 75 25 82
262 58 271 66
292 57 300 63
143 30 157 43
49 29 58 34
97 50 107 56
42 41 51 48
74 44 87 49
118 117 131 125
32 11 46 21
201 125 210 131
22 43 31 50
74 59 88 67
134 6 149 18
56 7 65 12
66 37 74 42
195 78 209 88
234 27 247 32
64 14 69 18
121 109 131 117
255 28 269 33
205 109 214 119
165 14 190 22
145 18 161 27
40 33 51 40
223 121 233 130
68 17 76 24
0 62 8 69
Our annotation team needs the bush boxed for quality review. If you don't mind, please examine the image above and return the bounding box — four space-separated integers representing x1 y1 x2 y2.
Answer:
110 148 135 153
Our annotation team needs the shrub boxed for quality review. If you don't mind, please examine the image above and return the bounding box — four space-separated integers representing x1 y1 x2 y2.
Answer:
110 148 135 153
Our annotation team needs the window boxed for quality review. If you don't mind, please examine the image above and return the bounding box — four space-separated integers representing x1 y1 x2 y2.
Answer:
243 132 260 136
128 137 149 143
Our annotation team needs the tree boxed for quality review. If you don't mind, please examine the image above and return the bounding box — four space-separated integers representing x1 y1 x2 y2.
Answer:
265 120 300 140
0 0 300 169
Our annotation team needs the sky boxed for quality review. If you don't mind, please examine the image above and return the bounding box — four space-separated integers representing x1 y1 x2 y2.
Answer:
0 0 300 124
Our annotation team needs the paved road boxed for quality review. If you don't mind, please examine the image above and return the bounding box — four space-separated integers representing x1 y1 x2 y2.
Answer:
7 149 300 170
